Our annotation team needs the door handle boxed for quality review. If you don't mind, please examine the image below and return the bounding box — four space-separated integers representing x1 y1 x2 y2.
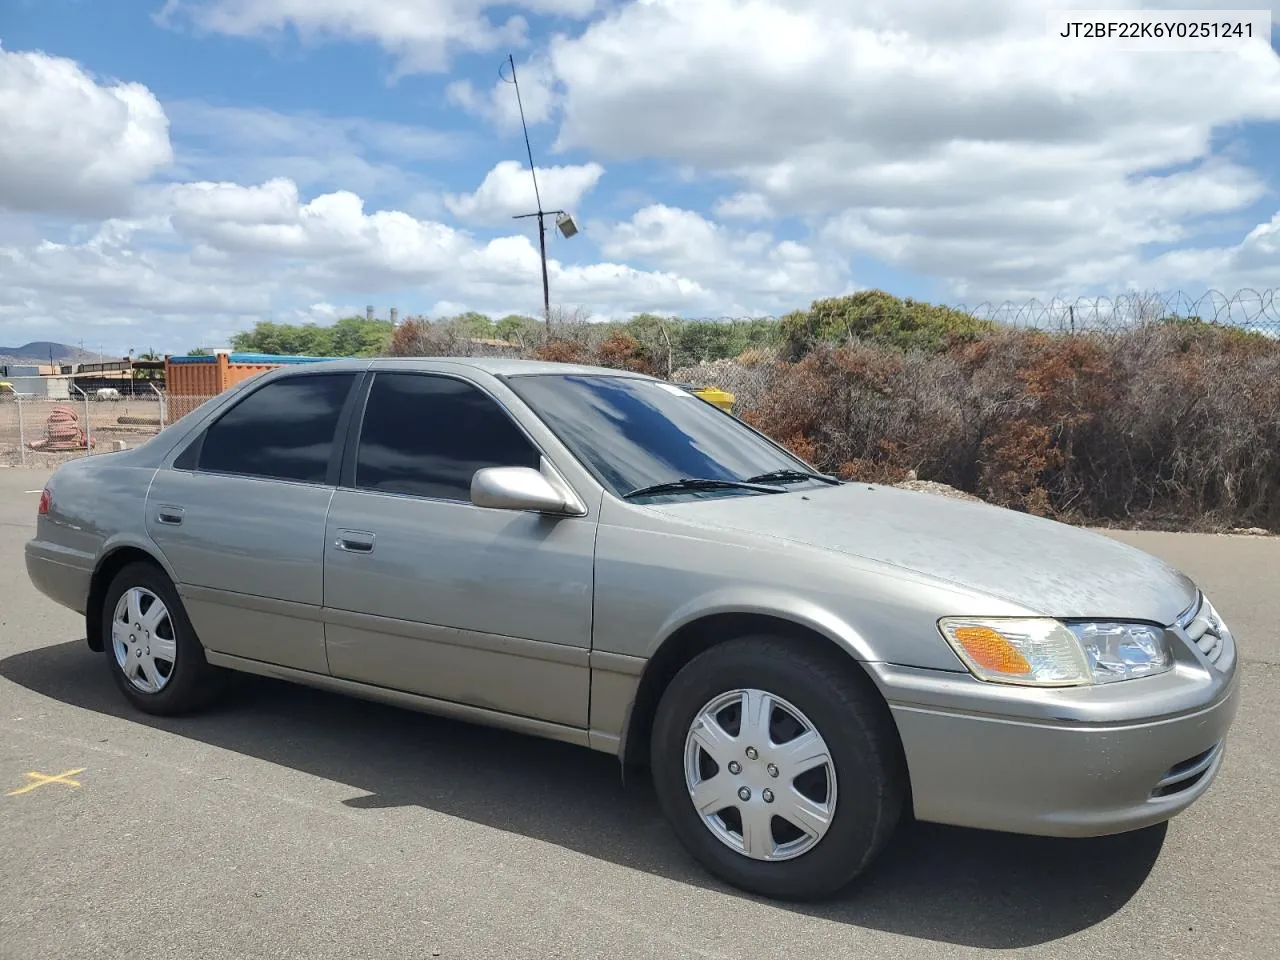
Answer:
156 505 184 526
335 529 375 554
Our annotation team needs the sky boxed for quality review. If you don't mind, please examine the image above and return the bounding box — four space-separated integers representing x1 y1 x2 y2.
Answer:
2 0 1280 354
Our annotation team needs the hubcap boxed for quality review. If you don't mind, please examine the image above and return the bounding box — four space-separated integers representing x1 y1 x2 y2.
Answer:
683 688 837 862
111 587 177 694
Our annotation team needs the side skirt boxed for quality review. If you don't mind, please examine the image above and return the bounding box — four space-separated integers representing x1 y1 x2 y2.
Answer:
204 650 598 752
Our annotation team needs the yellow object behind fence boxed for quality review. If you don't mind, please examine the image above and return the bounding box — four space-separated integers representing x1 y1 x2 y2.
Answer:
690 386 735 413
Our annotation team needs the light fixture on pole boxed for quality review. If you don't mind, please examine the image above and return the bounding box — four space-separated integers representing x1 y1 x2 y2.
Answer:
555 212 578 238
501 54 578 334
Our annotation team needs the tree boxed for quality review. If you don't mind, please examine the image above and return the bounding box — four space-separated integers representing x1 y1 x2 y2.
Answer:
230 321 329 355
596 331 658 375
618 313 671 375
494 314 540 346
386 316 481 357
327 315 394 356
448 311 496 339
780 290 995 358
229 316 394 357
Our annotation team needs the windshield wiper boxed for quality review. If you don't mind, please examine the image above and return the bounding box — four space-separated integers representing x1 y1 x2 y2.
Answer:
743 468 842 486
622 477 787 499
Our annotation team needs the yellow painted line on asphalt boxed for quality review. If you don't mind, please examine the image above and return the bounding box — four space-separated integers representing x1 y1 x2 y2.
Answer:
6 768 86 796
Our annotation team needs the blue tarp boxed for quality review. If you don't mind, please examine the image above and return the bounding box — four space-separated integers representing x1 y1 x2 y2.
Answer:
167 353 347 365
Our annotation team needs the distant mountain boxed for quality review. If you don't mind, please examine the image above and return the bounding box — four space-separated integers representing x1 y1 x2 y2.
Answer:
0 341 103 364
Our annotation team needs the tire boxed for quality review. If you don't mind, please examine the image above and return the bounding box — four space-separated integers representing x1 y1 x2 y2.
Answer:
650 635 906 900
102 561 224 716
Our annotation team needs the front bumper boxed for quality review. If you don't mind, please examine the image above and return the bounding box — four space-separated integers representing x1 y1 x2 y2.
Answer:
870 602 1241 837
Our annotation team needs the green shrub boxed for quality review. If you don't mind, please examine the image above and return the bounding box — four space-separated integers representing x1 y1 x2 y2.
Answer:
780 290 996 358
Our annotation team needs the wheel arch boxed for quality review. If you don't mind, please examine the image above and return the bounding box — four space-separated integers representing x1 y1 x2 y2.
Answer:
85 541 175 652
618 607 894 776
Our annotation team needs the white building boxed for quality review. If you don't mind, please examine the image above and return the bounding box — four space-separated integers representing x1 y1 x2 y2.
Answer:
5 375 72 400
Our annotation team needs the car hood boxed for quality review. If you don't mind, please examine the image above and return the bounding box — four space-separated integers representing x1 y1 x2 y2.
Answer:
652 483 1198 624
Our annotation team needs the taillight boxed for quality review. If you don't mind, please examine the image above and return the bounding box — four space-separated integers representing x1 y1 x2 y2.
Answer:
37 488 51 516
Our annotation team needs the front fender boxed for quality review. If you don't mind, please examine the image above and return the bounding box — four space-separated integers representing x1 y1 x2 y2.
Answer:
652 586 879 662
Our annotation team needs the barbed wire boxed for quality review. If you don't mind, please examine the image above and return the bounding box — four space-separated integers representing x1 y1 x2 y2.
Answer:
570 287 1280 333
951 288 1280 332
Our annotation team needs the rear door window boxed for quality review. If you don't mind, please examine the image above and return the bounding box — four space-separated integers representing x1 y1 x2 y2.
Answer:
197 373 356 483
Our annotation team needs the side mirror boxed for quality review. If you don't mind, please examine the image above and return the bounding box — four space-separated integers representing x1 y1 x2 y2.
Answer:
470 466 576 515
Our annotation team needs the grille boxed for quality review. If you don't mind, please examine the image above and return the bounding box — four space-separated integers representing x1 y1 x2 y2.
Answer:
1176 594 1235 672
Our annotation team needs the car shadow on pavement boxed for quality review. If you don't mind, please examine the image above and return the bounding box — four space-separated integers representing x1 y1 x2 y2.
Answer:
1 639 1167 949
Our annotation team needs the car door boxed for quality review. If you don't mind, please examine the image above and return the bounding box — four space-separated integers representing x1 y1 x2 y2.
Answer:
146 370 361 675
322 370 596 729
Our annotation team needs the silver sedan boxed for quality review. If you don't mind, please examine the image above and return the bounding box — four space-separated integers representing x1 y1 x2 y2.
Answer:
25 357 1240 900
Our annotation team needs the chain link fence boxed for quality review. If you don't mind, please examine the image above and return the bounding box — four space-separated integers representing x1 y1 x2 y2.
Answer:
0 393 219 469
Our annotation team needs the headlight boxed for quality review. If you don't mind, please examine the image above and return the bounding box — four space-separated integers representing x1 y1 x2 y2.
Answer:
938 617 1172 687
1065 621 1172 683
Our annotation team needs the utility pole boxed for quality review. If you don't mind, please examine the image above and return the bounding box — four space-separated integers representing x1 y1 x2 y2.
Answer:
513 207 562 333
502 54 578 336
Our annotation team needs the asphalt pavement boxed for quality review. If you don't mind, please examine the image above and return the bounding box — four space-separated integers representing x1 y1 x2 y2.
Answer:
1 465 1276 960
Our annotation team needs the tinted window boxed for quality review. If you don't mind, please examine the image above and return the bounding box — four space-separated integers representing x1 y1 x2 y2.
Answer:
355 373 541 500
505 374 814 501
197 373 354 483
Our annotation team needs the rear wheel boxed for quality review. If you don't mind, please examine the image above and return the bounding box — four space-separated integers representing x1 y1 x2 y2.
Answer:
102 561 224 715
650 635 906 900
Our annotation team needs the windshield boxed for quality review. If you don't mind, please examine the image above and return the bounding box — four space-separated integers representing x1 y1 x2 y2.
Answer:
504 373 825 502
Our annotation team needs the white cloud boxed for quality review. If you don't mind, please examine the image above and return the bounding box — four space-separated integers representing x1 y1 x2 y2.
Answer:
597 204 847 311
443 160 604 224
7 3 1280 350
161 179 479 274
166 101 467 198
154 179 711 309
1128 207 1280 294
714 192 775 221
446 55 559 131
0 177 726 350
0 46 172 217
541 0 1280 297
164 0 598 74
0 216 279 351
819 158 1269 299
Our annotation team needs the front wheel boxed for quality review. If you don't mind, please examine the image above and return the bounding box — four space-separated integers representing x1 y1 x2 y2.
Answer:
650 635 906 900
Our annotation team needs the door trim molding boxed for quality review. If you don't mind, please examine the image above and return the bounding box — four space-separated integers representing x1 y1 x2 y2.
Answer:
182 585 592 668
179 583 327 622
321 606 591 667
589 650 646 676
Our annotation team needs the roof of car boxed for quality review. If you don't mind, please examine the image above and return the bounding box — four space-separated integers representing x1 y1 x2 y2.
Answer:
279 356 656 379
376 356 652 378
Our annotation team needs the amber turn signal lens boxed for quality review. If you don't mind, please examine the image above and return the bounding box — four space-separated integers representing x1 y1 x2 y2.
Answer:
951 626 1033 675
938 616 1094 686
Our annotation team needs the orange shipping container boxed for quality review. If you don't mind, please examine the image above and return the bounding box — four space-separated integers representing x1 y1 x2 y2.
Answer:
164 352 341 420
